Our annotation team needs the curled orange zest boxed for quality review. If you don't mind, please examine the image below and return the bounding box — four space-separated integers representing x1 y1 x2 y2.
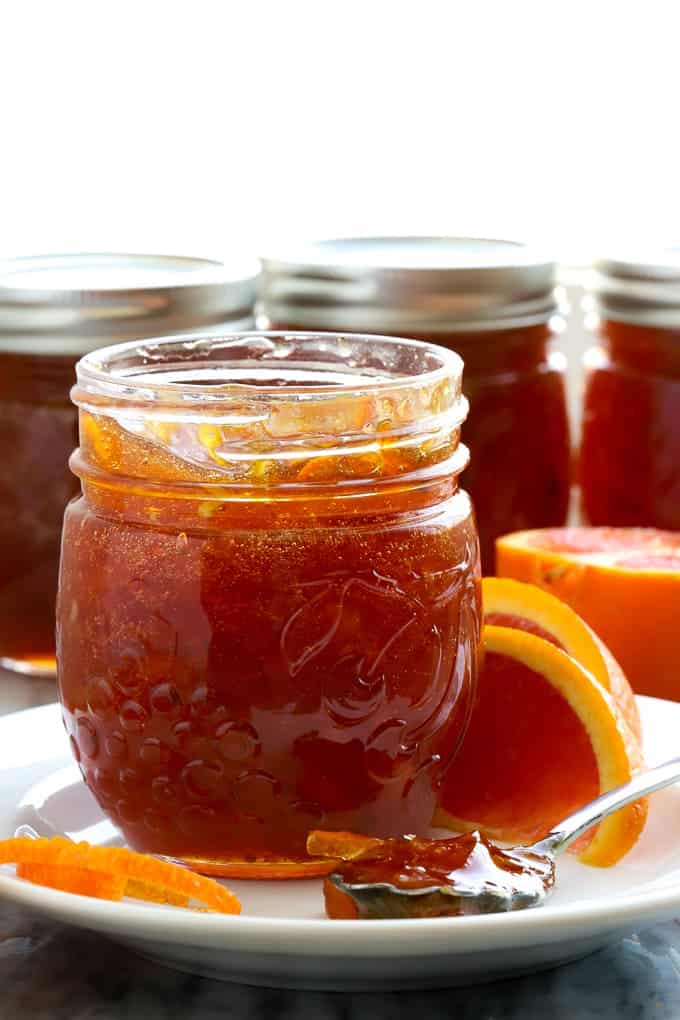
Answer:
1 837 241 914
18 862 127 900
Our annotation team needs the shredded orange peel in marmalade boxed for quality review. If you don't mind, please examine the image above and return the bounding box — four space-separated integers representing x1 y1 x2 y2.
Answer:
0 837 241 914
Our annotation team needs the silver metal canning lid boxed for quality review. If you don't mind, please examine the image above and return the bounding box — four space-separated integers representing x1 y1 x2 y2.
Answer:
0 253 260 354
590 250 680 328
260 237 558 334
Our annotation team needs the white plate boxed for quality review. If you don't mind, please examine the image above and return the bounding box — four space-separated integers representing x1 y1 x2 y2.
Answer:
1 697 679 991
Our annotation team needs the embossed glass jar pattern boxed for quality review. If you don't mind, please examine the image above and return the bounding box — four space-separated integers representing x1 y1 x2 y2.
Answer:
57 332 481 875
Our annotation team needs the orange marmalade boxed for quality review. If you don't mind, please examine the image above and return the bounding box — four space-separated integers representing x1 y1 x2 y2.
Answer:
57 332 481 876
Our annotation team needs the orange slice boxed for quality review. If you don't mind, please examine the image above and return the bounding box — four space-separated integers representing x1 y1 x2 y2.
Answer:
496 527 680 701
482 576 641 739
435 626 647 866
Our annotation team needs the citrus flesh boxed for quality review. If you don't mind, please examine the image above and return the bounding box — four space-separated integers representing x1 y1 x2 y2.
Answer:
436 625 647 866
496 527 680 700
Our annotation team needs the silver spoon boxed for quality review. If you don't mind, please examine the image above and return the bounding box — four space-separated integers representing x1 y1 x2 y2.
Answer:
327 757 680 918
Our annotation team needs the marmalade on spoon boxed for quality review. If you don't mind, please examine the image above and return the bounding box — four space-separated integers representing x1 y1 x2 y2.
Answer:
307 830 556 918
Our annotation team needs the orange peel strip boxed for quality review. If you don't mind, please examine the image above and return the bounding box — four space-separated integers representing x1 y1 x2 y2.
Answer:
207 860 337 880
307 830 383 862
1 838 241 914
180 853 339 879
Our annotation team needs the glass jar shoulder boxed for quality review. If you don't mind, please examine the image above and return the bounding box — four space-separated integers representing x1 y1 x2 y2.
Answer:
58 490 480 654
61 486 478 570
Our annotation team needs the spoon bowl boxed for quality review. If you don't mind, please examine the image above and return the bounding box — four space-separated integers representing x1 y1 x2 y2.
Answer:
319 755 680 918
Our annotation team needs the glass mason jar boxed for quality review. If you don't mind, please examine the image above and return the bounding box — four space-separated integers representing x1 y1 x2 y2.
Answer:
581 254 680 528
0 253 259 677
57 331 481 877
259 237 571 573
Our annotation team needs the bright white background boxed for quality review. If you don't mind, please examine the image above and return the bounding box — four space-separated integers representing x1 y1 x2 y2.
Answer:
2 0 680 264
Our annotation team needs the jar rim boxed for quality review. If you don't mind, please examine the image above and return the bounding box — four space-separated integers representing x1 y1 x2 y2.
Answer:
72 331 468 496
74 330 464 410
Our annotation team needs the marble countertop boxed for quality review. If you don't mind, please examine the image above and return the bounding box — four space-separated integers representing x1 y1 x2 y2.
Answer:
2 671 680 1019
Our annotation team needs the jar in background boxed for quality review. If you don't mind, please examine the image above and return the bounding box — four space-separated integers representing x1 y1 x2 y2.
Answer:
259 237 571 572
58 332 480 876
0 254 259 676
581 254 680 529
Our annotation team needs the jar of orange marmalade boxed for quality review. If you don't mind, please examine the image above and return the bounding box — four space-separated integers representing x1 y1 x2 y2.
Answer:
0 254 259 677
260 238 571 572
581 254 680 528
58 332 480 876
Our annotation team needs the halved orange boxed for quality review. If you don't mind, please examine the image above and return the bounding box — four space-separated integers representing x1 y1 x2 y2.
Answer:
482 576 641 739
496 527 680 701
435 625 647 866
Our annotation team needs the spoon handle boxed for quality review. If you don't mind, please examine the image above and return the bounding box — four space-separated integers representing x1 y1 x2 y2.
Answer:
536 755 680 856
